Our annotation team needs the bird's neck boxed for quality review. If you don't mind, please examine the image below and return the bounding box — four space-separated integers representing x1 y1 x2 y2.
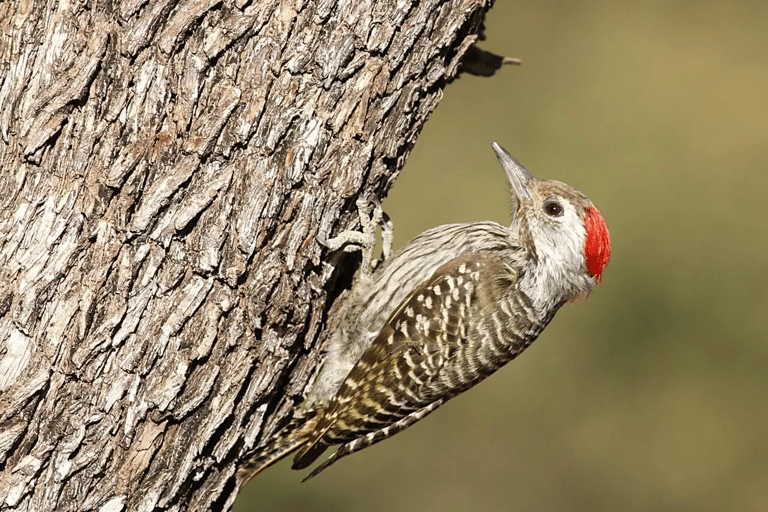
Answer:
519 255 593 316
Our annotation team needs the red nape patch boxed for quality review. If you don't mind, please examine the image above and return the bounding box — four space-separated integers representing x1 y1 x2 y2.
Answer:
584 207 611 284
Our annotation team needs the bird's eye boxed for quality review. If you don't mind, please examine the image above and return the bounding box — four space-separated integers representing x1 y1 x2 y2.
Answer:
544 201 563 217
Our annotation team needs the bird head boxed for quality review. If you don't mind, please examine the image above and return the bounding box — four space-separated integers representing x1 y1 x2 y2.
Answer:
492 142 611 304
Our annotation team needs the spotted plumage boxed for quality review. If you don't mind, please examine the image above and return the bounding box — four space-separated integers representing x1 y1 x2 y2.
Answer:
238 143 611 484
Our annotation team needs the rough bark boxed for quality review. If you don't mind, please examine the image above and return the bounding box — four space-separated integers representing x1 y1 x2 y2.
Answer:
0 0 492 510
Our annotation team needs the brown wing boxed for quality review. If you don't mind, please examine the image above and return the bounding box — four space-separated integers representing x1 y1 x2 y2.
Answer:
293 253 513 469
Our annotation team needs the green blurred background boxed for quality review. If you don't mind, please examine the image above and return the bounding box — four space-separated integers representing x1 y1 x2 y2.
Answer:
238 1 768 510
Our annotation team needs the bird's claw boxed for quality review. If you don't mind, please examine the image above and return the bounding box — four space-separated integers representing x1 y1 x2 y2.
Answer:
318 196 394 281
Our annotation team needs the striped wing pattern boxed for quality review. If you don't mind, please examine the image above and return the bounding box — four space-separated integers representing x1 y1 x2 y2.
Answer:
293 253 518 473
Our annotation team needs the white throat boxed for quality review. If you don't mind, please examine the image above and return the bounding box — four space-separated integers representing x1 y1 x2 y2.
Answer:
518 215 596 313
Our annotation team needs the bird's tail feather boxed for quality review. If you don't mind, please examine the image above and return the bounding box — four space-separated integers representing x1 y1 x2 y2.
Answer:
238 435 306 485
237 411 317 486
302 399 446 481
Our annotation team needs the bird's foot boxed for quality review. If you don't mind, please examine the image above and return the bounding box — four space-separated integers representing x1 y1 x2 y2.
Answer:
318 197 393 282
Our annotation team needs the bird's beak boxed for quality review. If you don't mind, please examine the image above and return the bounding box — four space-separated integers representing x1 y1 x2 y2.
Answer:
492 142 536 203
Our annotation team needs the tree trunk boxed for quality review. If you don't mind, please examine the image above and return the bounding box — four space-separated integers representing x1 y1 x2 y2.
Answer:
0 0 493 510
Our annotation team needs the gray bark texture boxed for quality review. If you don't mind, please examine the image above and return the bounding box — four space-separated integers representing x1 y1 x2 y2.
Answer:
0 0 492 510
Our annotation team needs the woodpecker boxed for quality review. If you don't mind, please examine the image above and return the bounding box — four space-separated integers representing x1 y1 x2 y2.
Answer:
239 142 611 484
